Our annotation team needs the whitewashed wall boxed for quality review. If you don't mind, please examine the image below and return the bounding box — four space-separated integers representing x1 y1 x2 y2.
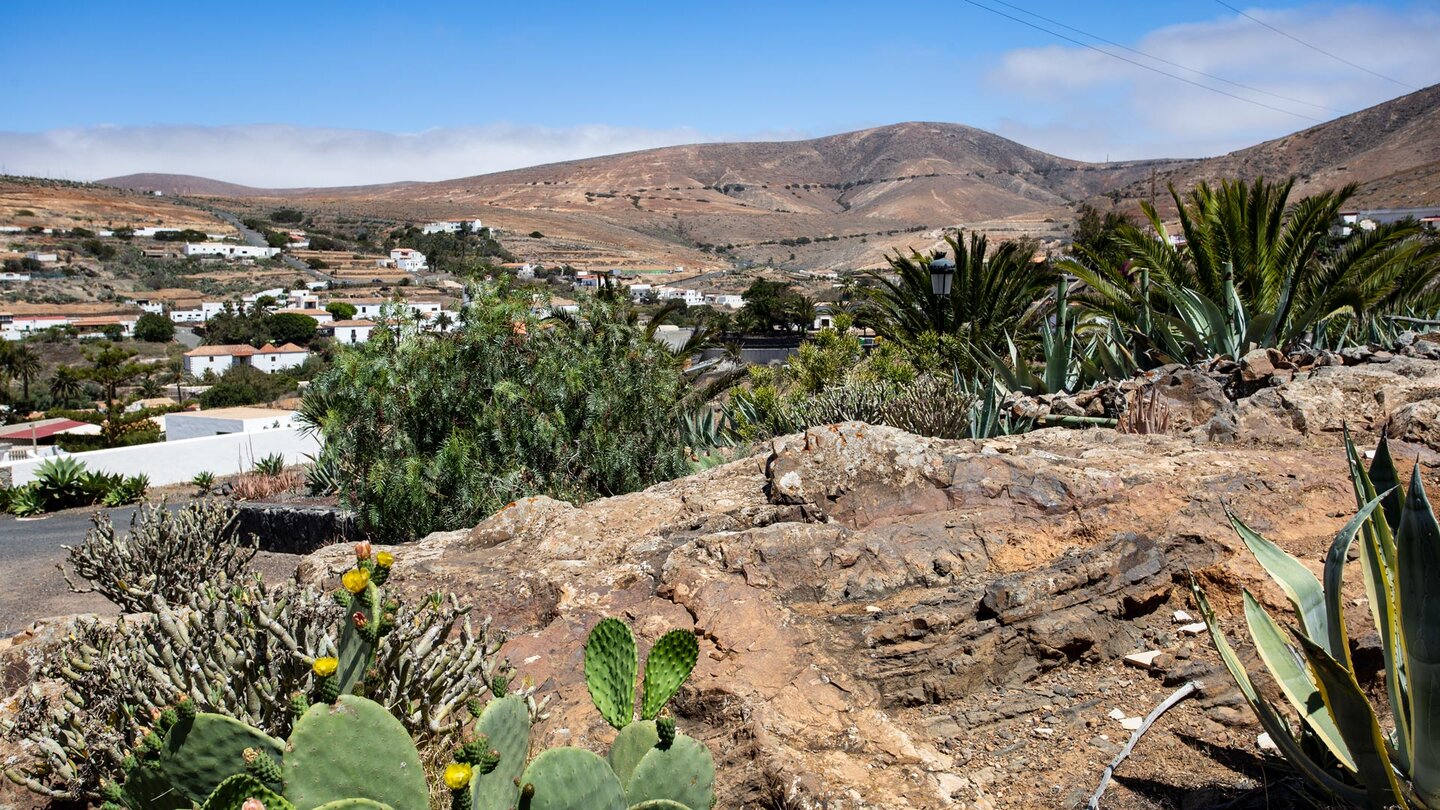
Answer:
0 428 319 487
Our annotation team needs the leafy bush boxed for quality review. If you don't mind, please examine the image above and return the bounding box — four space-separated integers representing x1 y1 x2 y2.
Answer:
199 364 296 408
133 311 175 342
192 470 216 495
59 499 255 613
270 208 305 223
1193 433 1440 807
267 311 318 344
300 284 692 540
326 301 357 320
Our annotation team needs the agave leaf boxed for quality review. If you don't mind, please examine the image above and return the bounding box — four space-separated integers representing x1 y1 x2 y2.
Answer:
1291 630 1408 808
1345 430 1411 769
1228 511 1333 656
1398 464 1440 807
1189 576 1366 805
1242 590 1356 773
1371 436 1405 533
1320 494 1386 670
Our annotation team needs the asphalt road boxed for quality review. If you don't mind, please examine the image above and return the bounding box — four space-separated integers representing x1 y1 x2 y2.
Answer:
1 505 303 637
211 209 337 284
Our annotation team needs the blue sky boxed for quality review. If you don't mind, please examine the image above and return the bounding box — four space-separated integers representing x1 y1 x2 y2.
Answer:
3 1 1437 185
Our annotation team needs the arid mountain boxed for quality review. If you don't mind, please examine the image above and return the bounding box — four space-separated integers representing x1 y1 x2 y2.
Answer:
99 85 1439 272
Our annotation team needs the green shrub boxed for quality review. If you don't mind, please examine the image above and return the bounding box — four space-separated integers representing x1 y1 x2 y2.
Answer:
300 284 690 540
133 312 175 342
254 453 286 476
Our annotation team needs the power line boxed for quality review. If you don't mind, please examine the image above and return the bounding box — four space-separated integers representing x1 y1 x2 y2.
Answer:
1212 0 1417 90
984 0 1346 115
960 0 1322 122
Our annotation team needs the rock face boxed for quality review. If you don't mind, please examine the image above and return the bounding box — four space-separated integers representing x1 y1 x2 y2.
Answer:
290 366 1440 808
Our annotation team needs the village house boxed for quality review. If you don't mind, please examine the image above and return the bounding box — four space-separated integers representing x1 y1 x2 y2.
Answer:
390 248 429 272
184 342 311 375
183 243 281 260
252 342 310 372
24 251 59 264
328 319 376 344
0 272 31 282
420 219 484 235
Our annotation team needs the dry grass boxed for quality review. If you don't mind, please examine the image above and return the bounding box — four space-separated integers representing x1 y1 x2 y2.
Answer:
229 471 303 500
1119 385 1172 435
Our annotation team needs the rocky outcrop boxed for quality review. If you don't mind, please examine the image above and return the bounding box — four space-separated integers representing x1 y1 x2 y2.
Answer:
289 373 1439 808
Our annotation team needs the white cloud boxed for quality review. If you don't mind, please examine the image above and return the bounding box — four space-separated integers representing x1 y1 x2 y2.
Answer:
986 3 1440 161
0 123 749 188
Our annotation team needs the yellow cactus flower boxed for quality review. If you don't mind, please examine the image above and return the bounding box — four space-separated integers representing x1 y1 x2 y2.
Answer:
312 657 338 677
375 551 395 568
341 568 370 594
443 762 474 790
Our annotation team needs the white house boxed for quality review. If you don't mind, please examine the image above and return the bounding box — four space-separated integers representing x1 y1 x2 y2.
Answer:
24 251 59 264
183 243 280 260
274 308 332 325
705 294 745 309
390 248 428 272
0 272 31 282
329 319 376 344
515 264 536 281
165 407 298 442
184 344 257 376
657 286 705 307
420 219 483 235
628 283 653 301
252 342 310 372
170 308 206 323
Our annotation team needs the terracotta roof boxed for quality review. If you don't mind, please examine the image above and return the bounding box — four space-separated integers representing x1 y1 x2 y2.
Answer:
73 316 137 327
185 344 257 357
328 319 376 327
255 342 308 354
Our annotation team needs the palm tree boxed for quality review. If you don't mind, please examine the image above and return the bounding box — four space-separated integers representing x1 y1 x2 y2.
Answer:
1066 177 1440 358
857 231 1054 367
48 365 85 404
9 346 41 403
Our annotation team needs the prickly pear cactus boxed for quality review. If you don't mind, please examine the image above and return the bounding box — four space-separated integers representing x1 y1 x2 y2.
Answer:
470 695 531 810
333 546 388 694
640 631 698 721
126 710 285 806
585 618 638 730
199 772 294 810
624 801 692 810
283 695 428 810
518 748 626 810
310 801 397 809
622 733 715 810
606 720 660 786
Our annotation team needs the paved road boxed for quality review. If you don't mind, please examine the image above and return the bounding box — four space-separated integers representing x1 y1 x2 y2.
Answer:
175 326 202 348
1 505 303 637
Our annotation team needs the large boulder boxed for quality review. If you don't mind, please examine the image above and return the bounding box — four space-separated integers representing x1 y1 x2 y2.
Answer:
296 415 1401 809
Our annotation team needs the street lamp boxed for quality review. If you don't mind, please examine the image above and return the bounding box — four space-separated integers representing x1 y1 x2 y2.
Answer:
929 253 955 297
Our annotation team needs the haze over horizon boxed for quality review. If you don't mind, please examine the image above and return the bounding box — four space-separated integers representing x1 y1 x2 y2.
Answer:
4 0 1439 187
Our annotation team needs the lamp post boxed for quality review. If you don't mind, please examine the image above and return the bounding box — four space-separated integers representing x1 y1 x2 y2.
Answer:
929 253 955 297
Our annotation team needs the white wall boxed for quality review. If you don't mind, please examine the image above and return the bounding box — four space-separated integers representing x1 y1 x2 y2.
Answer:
0 428 320 486
253 351 308 372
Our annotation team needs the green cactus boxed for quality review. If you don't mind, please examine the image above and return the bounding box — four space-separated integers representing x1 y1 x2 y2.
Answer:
606 720 660 785
284 695 429 810
518 748 626 810
621 733 715 810
640 631 698 721
244 746 284 784
335 577 380 694
123 710 285 806
624 802 693 810
199 773 294 810
311 801 398 809
470 695 531 810
585 618 638 730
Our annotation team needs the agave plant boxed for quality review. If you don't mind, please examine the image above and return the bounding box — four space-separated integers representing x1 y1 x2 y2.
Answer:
254 453 287 477
7 483 45 517
1192 432 1440 807
32 456 90 511
192 470 217 497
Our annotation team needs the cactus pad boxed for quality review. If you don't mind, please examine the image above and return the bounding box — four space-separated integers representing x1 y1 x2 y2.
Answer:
199 772 294 810
606 720 659 785
585 618 638 729
640 631 698 720
624 802 692 810
518 748 626 810
154 712 286 804
310 802 397 810
284 695 428 810
335 581 380 693
623 733 715 810
470 695 531 810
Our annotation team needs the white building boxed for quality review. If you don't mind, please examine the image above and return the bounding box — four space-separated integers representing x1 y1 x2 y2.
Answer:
252 342 310 372
330 319 376 344
184 344 257 375
0 272 31 282
628 283 653 301
273 308 331 325
24 252 59 264
170 308 206 323
705 294 745 309
657 286 705 307
420 219 484 235
183 243 281 260
165 407 298 442
515 264 536 281
390 248 428 272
